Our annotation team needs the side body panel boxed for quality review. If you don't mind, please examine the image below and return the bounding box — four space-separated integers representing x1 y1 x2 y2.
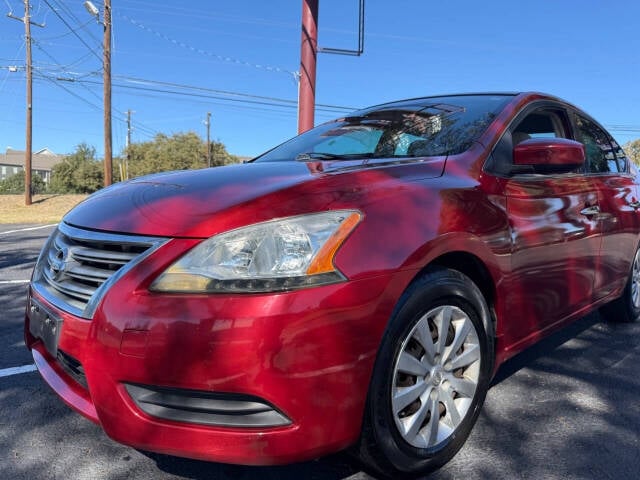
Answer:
502 175 601 339
591 174 640 297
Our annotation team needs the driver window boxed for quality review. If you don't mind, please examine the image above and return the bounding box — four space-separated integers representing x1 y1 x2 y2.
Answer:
485 106 572 177
511 109 568 145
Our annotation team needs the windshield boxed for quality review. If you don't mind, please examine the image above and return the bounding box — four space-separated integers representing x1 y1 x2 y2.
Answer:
254 95 513 162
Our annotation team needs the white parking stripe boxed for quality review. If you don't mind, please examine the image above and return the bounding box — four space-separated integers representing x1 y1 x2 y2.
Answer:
0 364 37 378
0 280 30 285
0 224 57 236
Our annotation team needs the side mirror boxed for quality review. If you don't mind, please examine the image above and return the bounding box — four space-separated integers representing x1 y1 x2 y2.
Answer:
514 138 585 168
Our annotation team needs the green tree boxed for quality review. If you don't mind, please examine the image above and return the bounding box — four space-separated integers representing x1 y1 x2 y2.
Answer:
0 170 46 194
209 139 240 167
624 139 640 166
126 132 239 178
50 143 103 194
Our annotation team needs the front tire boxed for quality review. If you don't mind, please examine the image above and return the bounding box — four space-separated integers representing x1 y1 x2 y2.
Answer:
357 268 493 478
600 246 640 323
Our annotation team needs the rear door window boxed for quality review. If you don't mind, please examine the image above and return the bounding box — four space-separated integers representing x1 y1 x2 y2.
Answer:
574 115 617 173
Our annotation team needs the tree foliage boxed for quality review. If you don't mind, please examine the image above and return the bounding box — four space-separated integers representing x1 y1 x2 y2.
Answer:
50 143 103 194
0 170 46 194
125 132 239 178
624 139 640 166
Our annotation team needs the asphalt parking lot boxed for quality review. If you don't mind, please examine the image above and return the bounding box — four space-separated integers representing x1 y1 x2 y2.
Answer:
1 224 639 480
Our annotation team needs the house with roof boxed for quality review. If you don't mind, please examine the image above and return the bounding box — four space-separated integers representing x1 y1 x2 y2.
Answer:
0 148 63 184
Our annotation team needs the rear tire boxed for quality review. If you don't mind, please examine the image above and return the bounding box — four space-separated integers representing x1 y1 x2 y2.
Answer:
356 268 493 479
600 246 640 323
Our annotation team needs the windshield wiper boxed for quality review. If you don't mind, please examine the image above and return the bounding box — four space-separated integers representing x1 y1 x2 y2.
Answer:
295 152 343 161
295 152 372 161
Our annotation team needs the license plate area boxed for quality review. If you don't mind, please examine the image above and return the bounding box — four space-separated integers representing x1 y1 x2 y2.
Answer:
28 297 63 358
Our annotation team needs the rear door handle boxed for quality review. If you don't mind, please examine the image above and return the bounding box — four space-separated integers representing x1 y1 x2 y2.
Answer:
629 200 640 209
580 205 600 216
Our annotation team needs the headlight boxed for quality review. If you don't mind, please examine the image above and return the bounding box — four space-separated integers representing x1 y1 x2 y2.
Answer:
150 210 362 293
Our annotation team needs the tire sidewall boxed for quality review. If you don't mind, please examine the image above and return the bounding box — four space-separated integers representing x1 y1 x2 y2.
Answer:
623 269 640 321
368 270 493 475
627 247 640 320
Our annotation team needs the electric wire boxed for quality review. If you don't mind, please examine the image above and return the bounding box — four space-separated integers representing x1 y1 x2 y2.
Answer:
111 74 355 111
115 11 298 80
0 40 25 93
33 73 157 139
74 78 353 114
50 0 102 46
38 18 94 41
30 41 158 137
41 0 102 62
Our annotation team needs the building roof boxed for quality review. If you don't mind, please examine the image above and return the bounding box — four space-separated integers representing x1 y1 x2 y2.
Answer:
0 148 63 170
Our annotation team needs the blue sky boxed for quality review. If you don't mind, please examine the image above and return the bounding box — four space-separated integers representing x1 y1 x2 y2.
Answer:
1 0 639 158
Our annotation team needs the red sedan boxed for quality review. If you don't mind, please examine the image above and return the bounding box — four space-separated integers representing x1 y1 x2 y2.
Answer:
25 92 640 478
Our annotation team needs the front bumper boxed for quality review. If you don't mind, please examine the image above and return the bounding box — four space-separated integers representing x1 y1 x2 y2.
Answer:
25 261 411 465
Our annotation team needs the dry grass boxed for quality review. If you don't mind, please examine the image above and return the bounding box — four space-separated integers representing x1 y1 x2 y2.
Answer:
0 194 88 224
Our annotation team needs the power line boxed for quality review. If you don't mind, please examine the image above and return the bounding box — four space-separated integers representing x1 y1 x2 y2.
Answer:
32 73 158 138
0 40 25 93
117 1 298 32
29 40 158 137
34 71 101 110
50 0 102 45
112 74 355 111
116 11 298 80
74 77 354 114
32 68 355 112
32 39 100 101
37 17 93 41
41 0 102 62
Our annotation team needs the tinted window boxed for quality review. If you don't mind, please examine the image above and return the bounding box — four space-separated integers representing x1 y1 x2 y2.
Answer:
311 127 383 156
254 95 513 162
486 107 574 177
575 115 617 173
611 139 629 173
511 109 568 144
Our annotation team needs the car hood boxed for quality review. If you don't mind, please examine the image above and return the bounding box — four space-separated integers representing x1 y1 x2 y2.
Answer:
63 158 445 238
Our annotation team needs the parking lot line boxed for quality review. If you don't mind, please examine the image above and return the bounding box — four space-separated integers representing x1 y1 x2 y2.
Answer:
0 364 37 378
0 280 30 285
0 224 57 236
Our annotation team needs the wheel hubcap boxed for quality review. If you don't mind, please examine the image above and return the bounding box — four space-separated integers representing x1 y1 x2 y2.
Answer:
391 305 481 449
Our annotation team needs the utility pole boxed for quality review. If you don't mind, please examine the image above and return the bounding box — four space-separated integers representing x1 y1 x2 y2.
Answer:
205 112 211 167
8 1 44 206
125 109 132 181
83 1 112 185
23 0 33 204
297 0 318 134
126 110 132 156
103 0 112 186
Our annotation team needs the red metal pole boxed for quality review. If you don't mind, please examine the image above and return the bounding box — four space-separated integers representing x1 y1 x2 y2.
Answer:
298 0 318 134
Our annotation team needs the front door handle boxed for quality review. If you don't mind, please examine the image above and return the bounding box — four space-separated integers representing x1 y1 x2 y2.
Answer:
580 205 600 217
629 200 640 209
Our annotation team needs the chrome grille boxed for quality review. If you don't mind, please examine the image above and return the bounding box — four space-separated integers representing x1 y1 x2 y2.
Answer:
32 223 166 319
